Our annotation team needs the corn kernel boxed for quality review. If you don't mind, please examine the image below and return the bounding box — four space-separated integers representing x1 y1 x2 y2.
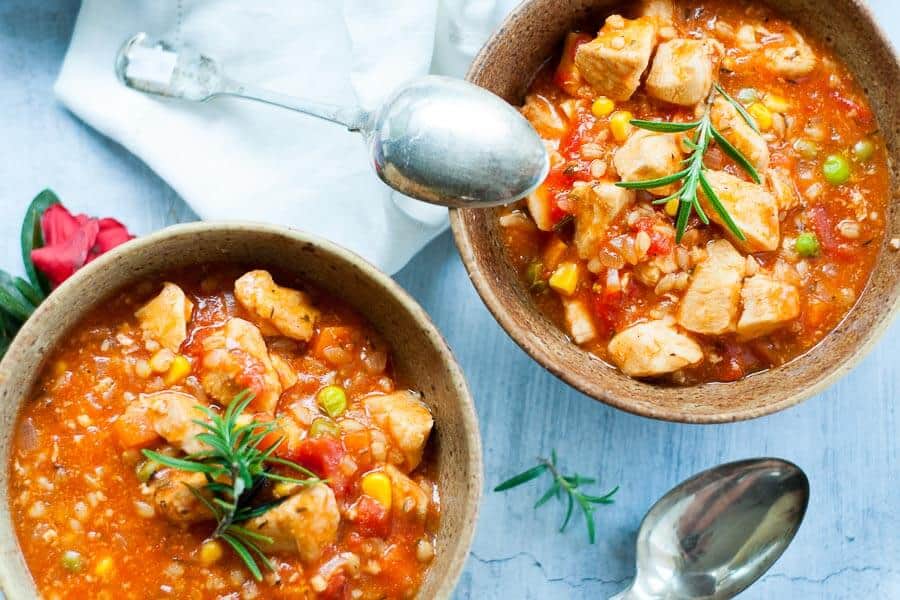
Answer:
747 103 773 130
199 539 224 566
164 355 191 386
52 360 68 377
273 481 299 498
763 93 790 113
94 556 114 578
664 198 679 217
591 96 615 117
609 110 634 143
548 262 579 296
361 472 393 510
722 56 737 71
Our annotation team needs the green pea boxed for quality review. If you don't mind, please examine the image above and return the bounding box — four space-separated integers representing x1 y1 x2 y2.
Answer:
795 232 820 258
822 154 851 185
61 550 83 573
736 88 758 104
316 385 347 418
309 417 340 438
792 138 819 159
852 138 875 162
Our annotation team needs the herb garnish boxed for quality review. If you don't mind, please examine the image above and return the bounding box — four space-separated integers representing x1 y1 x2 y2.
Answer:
494 450 618 544
0 190 59 357
144 392 323 580
616 83 759 243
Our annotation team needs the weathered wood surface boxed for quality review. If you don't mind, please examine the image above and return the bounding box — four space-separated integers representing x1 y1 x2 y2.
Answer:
0 1 897 597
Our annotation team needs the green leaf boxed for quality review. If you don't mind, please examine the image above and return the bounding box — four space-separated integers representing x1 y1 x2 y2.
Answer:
715 83 760 134
226 524 273 545
615 168 689 190
20 189 60 296
0 275 35 322
534 483 559 509
142 450 219 475
580 500 596 544
494 464 548 492
674 192 693 242
709 125 761 183
13 277 42 307
220 532 263 581
699 170 746 241
560 493 575 532
583 485 620 504
630 119 700 133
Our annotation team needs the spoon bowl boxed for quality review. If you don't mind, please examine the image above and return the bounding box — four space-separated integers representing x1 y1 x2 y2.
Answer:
114 33 548 208
614 458 809 600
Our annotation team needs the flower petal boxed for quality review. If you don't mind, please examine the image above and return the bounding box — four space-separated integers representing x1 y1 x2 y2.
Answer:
89 218 134 260
39 204 80 246
31 219 100 287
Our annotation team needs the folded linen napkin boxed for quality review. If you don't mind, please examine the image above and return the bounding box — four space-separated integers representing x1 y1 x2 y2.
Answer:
56 0 517 273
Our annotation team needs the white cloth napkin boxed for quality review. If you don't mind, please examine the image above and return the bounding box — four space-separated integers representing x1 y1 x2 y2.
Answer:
55 0 518 274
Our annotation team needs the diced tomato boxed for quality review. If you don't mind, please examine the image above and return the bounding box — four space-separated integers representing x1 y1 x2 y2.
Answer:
112 410 160 449
319 572 347 600
355 495 390 538
807 206 858 260
553 32 593 96
591 289 623 333
717 340 762 382
829 90 873 126
285 436 350 497
560 115 595 158
648 230 674 256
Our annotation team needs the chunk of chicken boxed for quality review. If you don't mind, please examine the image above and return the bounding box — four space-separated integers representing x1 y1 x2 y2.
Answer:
245 483 340 563
270 353 299 390
737 274 800 339
637 0 674 28
135 283 194 353
764 33 816 79
385 465 430 523
364 391 433 472
608 319 703 377
614 130 684 197
151 469 214 524
120 391 210 454
235 270 319 342
574 15 656 101
700 170 780 252
710 96 770 171
199 318 282 414
572 183 636 260
521 93 568 139
766 168 800 213
563 298 598 344
677 240 746 335
646 39 723 106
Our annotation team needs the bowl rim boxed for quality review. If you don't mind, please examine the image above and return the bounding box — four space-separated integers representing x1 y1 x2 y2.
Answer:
0 221 483 598
450 0 900 423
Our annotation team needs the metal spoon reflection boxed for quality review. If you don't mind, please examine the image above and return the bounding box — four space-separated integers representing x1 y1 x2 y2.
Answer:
114 33 549 209
612 458 809 600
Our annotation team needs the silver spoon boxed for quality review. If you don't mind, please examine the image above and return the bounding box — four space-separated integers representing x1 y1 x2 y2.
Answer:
114 33 548 208
612 458 809 600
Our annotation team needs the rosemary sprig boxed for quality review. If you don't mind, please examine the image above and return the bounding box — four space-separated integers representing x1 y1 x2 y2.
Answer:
144 391 323 580
494 450 618 544
616 84 760 243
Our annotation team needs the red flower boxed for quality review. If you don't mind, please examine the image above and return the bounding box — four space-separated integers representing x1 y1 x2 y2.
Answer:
30 204 134 288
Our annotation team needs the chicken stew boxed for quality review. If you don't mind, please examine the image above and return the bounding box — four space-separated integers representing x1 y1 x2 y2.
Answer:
10 267 439 599
502 0 891 383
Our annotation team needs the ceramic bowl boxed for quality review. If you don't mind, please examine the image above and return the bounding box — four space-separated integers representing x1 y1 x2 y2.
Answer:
451 0 899 423
0 222 482 598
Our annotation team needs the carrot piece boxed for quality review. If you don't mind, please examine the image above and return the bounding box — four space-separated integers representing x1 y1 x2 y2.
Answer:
112 410 160 449
310 326 354 360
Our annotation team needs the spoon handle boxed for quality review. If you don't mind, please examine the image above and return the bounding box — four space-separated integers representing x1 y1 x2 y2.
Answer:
217 79 370 132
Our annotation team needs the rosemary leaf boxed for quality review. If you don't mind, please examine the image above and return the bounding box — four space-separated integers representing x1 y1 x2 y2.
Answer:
715 83 760 134
494 464 548 491
534 484 559 508
616 168 690 190
699 170 747 241
630 119 700 133
710 125 761 183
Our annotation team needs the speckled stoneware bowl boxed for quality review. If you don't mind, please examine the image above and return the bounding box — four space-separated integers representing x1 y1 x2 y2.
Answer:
451 0 900 423
0 222 482 598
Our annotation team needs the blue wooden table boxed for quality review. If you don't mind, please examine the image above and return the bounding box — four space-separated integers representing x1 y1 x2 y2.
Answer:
1 2 897 598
